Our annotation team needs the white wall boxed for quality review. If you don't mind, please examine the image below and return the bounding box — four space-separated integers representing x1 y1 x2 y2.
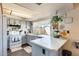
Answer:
63 9 79 56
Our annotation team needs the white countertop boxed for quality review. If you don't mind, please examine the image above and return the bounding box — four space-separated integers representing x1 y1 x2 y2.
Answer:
31 35 68 51
26 33 44 37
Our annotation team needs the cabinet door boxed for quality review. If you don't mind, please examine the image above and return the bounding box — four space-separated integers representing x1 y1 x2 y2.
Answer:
27 36 38 46
46 49 58 56
32 44 59 56
26 35 32 45
22 35 27 44
32 44 48 56
32 44 46 56
7 18 10 25
15 20 20 25
10 19 14 25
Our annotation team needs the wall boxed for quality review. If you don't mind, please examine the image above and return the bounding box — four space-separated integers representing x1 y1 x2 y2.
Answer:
63 9 79 56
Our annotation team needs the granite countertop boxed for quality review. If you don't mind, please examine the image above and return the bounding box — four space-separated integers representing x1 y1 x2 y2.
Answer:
31 35 68 51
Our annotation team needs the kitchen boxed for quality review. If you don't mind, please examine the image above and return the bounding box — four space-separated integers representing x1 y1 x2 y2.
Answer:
0 3 79 56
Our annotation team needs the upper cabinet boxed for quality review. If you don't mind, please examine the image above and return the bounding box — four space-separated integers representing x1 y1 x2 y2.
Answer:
26 21 33 33
15 20 21 25
7 18 33 33
7 18 21 29
7 18 21 25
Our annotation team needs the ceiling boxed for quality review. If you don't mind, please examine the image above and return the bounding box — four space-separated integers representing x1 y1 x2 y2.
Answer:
2 3 73 21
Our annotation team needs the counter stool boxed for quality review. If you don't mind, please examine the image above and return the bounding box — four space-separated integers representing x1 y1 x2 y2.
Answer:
62 49 72 56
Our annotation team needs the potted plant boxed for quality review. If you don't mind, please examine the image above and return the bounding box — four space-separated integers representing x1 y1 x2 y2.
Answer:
51 15 63 29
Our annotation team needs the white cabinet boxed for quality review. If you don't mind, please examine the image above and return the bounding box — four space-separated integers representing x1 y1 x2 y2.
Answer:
15 20 21 25
7 19 21 25
20 21 26 30
32 44 61 56
32 44 45 56
26 21 33 33
22 35 27 44
21 35 39 46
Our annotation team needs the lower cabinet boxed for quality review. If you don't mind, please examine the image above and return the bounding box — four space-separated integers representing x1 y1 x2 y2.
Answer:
22 35 27 44
26 35 38 46
26 35 32 45
32 44 60 56
22 35 38 46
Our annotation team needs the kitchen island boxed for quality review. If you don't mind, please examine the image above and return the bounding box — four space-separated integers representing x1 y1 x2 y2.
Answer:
31 35 68 56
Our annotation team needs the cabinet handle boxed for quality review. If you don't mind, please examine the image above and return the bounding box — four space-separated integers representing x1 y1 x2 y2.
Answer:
42 49 45 55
